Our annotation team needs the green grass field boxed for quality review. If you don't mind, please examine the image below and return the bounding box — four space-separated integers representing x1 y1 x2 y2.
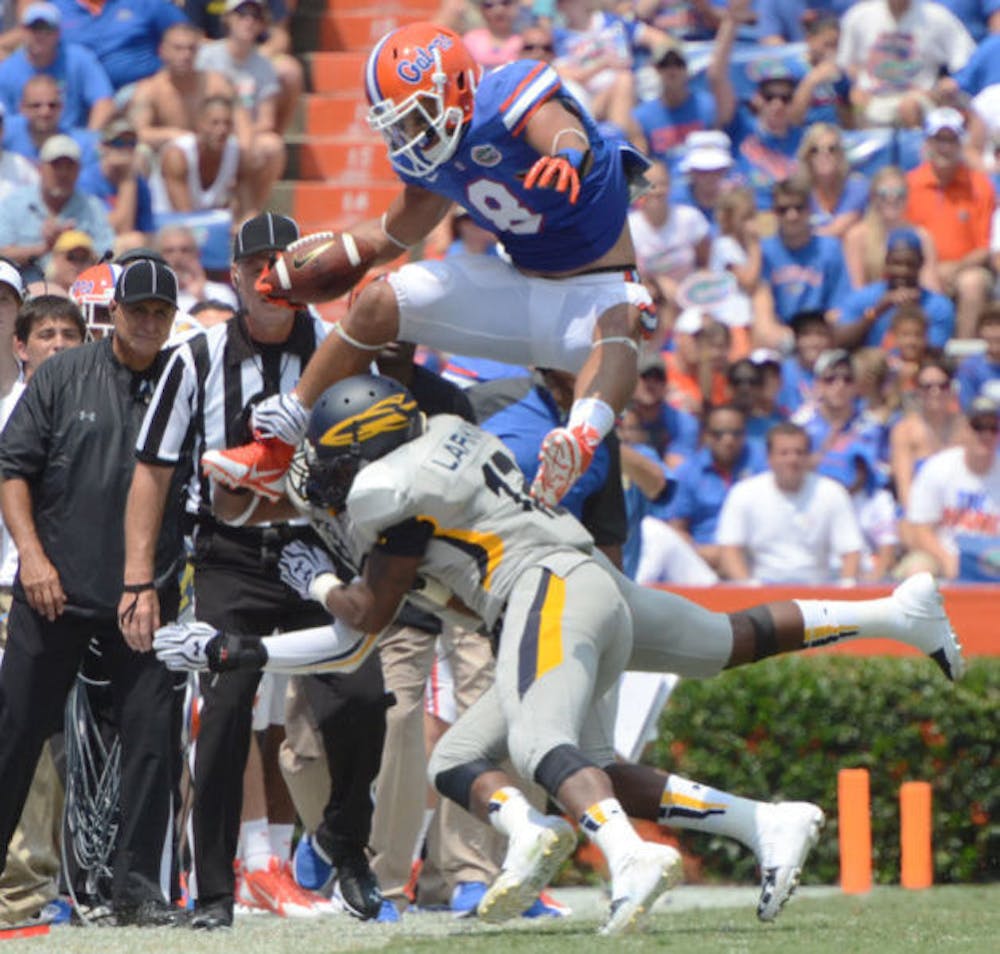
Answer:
6 885 997 954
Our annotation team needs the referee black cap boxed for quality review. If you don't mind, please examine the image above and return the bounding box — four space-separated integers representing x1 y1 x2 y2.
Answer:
233 212 299 261
114 259 179 306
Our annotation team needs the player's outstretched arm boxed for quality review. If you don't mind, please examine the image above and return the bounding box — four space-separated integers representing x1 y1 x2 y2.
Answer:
355 183 454 267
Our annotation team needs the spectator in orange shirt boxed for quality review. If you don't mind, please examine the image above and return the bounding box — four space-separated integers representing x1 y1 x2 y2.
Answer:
664 309 731 414
906 108 996 338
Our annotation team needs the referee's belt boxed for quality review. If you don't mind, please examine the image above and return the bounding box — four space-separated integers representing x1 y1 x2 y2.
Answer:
195 519 317 551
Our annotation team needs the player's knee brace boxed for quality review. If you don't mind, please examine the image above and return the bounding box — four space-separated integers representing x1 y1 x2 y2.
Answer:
731 606 780 662
432 758 497 812
534 744 597 799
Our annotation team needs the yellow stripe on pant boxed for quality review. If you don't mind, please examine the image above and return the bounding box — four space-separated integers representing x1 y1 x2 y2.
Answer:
517 570 566 698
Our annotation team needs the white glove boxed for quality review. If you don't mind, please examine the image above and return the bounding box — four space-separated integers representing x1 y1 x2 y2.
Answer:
154 621 221 671
279 540 338 603
251 392 309 445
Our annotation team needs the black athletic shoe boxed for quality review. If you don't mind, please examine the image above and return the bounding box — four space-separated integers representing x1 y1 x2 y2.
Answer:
190 897 234 930
333 852 383 921
114 899 189 928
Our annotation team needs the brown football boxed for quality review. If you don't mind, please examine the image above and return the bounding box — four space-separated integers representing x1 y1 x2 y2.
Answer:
261 231 377 303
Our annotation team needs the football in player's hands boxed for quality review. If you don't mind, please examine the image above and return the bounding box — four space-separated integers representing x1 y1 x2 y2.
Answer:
255 231 377 304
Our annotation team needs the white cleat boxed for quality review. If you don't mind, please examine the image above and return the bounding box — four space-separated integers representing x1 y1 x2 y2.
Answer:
476 816 576 924
751 801 825 922
601 842 683 935
892 572 966 681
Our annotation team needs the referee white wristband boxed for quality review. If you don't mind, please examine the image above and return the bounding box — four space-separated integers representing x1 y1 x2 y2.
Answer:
309 572 343 607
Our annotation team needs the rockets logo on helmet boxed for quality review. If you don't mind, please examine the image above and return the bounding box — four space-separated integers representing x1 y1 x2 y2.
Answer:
303 374 423 512
365 22 480 178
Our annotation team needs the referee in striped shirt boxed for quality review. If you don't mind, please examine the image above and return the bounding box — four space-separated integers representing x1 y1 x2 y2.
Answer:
119 214 389 929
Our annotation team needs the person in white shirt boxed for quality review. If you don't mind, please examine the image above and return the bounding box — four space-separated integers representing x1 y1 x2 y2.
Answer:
716 421 863 584
837 0 975 127
905 394 1000 581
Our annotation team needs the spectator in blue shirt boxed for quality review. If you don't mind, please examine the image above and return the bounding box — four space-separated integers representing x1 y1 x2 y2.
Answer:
77 117 155 246
664 404 767 571
0 3 114 131
721 59 806 211
727 356 786 450
753 176 852 349
937 0 1000 43
631 351 701 468
1 74 99 173
0 133 115 284
955 30 1000 97
48 0 187 92
794 347 888 472
757 0 856 44
628 39 721 170
797 123 868 239
957 305 1000 410
786 12 852 129
776 309 835 416
670 129 737 225
835 227 956 350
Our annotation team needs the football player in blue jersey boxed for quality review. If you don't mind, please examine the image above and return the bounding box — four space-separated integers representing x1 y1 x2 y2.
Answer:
203 20 654 509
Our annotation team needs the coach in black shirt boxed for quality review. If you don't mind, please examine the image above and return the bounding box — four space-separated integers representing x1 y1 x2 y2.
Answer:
0 260 189 927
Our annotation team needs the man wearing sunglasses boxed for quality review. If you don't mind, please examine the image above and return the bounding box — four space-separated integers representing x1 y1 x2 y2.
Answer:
753 177 851 350
906 394 1000 581
793 348 885 478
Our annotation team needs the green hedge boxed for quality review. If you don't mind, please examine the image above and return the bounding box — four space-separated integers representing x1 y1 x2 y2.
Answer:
646 656 999 885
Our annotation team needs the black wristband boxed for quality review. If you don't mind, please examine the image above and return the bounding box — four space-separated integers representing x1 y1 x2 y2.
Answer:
206 632 268 672
122 581 156 594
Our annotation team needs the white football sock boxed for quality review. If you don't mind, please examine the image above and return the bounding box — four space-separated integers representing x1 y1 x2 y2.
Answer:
794 595 902 649
580 797 643 881
269 823 295 863
657 774 758 846
241 817 271 873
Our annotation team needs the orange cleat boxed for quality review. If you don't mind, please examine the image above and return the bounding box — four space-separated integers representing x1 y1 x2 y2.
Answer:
201 437 295 502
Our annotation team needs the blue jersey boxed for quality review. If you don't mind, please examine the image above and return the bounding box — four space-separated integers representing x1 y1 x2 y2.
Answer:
49 0 187 90
808 174 868 231
395 60 645 273
761 234 851 323
837 282 956 350
0 41 113 130
631 90 716 169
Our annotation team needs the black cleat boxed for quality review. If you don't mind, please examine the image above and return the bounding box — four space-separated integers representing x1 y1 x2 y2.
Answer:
333 851 383 921
190 897 233 930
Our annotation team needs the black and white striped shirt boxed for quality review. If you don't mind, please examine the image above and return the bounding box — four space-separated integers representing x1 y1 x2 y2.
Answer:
136 310 328 519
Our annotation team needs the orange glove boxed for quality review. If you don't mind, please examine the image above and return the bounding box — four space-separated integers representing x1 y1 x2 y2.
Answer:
524 152 584 204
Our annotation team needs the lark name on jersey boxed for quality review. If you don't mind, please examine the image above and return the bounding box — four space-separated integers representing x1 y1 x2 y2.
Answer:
430 423 484 471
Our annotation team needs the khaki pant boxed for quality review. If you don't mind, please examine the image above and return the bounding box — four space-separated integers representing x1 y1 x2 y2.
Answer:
279 623 504 910
0 743 62 925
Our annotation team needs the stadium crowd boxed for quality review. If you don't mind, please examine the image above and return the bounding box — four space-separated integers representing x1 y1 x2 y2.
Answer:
0 0 991 937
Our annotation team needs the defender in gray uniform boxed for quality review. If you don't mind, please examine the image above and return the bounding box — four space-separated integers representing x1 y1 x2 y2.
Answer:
155 374 964 933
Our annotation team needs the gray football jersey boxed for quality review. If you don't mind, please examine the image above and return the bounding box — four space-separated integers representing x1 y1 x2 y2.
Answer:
348 415 594 628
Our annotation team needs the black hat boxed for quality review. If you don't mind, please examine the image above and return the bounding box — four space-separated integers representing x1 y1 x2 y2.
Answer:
233 212 299 261
114 259 178 306
115 246 168 267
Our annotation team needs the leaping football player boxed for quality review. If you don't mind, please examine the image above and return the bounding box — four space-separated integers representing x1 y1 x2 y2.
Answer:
202 21 656 507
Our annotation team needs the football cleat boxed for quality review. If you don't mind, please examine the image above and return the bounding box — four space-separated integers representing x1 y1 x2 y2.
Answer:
891 572 966 681
234 860 267 916
476 816 576 924
522 889 571 918
332 850 384 921
243 856 320 919
201 437 295 501
601 842 682 935
530 424 597 508
449 881 486 917
293 833 334 893
750 801 825 922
